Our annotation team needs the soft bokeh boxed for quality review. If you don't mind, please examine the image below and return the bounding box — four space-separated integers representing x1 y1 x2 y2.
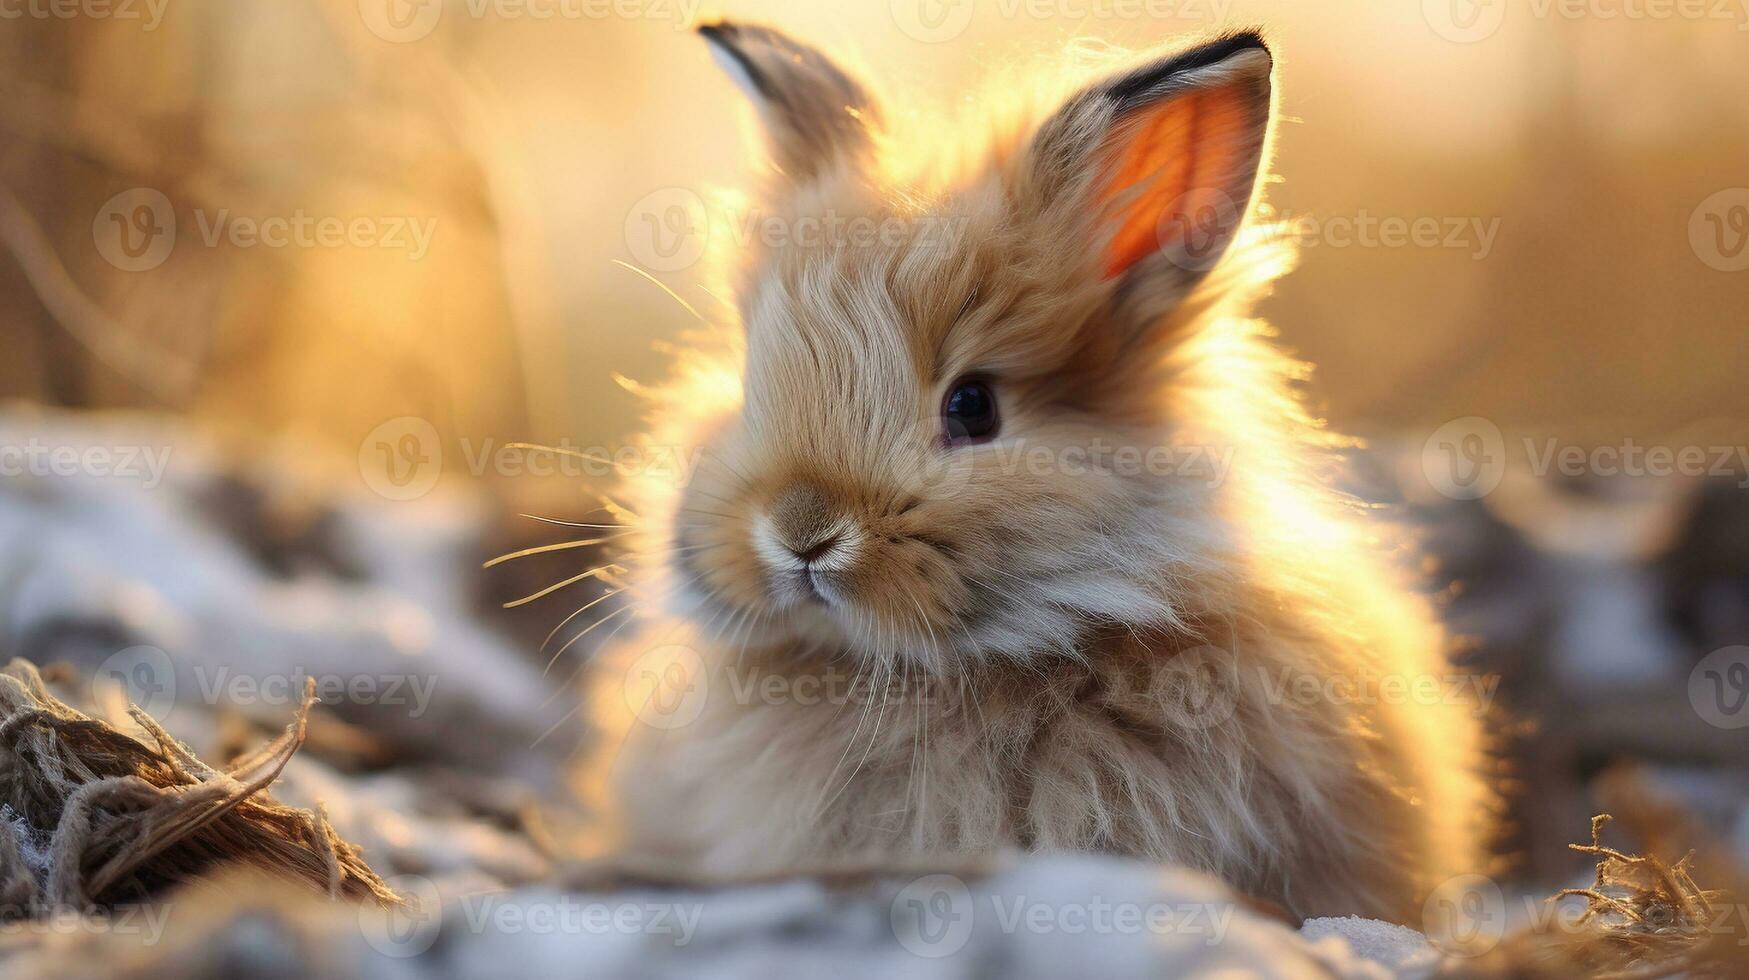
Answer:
3 0 1744 469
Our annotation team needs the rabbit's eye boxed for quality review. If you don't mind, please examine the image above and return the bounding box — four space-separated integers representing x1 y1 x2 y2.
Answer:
942 378 998 445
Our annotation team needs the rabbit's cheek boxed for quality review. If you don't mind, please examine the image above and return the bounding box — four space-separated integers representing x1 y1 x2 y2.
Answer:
843 543 969 636
678 528 766 615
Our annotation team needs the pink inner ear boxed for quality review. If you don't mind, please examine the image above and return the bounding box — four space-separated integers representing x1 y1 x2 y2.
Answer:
1098 84 1259 279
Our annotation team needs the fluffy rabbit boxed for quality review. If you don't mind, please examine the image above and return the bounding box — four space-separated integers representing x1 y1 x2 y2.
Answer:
581 22 1494 922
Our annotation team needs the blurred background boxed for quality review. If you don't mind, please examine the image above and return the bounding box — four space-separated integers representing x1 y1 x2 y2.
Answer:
0 0 1745 891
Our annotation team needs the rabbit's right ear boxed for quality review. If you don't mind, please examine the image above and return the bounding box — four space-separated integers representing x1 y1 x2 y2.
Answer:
698 21 881 185
1017 32 1275 338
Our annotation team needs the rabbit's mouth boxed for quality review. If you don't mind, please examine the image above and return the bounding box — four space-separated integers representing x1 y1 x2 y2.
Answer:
788 567 837 606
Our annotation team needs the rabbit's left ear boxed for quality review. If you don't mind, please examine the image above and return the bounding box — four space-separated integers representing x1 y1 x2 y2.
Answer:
1022 32 1274 331
699 21 881 185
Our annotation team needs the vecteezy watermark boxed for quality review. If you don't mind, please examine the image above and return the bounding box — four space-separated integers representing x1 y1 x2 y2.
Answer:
620 642 1497 734
1424 0 1749 42
0 438 174 489
1514 435 1746 484
359 874 701 956
889 873 1236 958
356 420 706 502
90 646 439 722
361 874 444 957
190 210 436 260
92 646 178 720
1421 419 1749 500
456 894 702 944
986 440 1236 489
1155 653 1496 738
0 903 173 944
1690 646 1749 730
623 644 711 730
1422 873 1510 955
455 439 702 487
624 654 967 732
357 0 701 43
623 188 973 273
1423 871 1749 956
359 417 443 502
192 668 439 719
1421 417 1507 500
1258 665 1501 719
1252 203 1504 261
624 188 709 273
93 189 437 272
1155 194 1503 273
891 0 1230 44
619 645 1248 733
821 436 1242 503
891 874 976 957
1156 646 1242 732
0 0 170 29
93 188 176 272
1690 189 1749 273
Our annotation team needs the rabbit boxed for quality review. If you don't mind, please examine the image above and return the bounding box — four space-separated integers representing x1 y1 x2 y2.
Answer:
579 21 1496 923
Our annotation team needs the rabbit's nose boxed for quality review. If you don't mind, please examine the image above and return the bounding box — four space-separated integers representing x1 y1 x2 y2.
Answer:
767 481 842 563
788 534 842 565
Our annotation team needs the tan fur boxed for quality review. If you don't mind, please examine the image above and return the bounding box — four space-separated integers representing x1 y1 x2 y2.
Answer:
580 24 1494 922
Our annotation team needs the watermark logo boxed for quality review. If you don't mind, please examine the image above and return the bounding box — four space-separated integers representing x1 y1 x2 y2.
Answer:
892 0 1230 43
193 668 439 718
1252 203 1504 261
1423 873 1508 955
358 430 706 500
362 0 699 41
456 894 702 942
1422 417 1507 501
623 191 972 273
1423 0 1508 42
0 0 171 29
1155 195 1506 269
1420 422 1749 500
88 652 439 721
189 210 436 260
1160 645 1241 731
1158 189 1243 274
93 188 175 273
91 645 178 720
360 874 444 957
625 188 709 273
1427 0 1749 42
1425 869 1749 953
1690 188 1749 273
891 874 975 957
891 0 976 42
359 0 443 42
0 439 174 489
359 417 443 501
95 188 437 265
1690 646 1749 729
889 875 1239 957
1257 666 1500 719
623 644 709 730
0 903 172 943
912 435 977 500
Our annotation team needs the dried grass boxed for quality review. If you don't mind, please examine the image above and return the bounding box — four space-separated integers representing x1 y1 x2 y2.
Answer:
1445 776 1749 980
0 659 397 915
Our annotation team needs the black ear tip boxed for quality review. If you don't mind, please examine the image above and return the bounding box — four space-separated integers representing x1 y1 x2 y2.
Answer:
1223 28 1270 56
1202 28 1272 69
698 20 777 100
1107 28 1273 110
